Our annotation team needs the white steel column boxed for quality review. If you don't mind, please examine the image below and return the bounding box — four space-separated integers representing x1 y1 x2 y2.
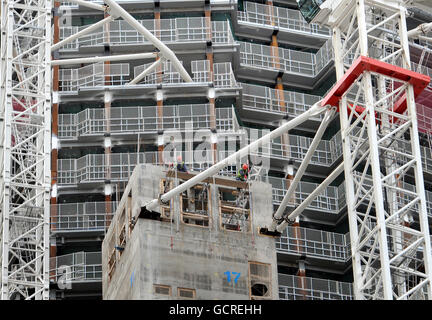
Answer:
0 0 51 300
332 0 432 300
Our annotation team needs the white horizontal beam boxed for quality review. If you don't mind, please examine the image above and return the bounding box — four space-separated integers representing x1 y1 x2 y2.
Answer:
59 0 107 11
51 52 157 65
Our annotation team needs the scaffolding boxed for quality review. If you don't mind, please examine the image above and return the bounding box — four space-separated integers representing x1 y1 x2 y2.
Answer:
0 0 52 299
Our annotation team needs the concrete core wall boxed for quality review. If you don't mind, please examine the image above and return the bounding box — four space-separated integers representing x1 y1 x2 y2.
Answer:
102 164 278 300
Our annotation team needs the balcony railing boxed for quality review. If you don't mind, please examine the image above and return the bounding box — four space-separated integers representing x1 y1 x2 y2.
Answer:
243 129 340 168
58 105 239 140
246 123 431 176
268 177 341 214
412 62 432 88
418 34 432 52
58 151 218 185
59 60 238 92
59 0 236 7
278 274 353 300
59 63 129 92
59 18 234 51
51 202 117 232
417 104 432 135
238 1 331 38
132 60 239 88
239 39 333 77
276 226 349 262
241 82 323 119
50 252 102 284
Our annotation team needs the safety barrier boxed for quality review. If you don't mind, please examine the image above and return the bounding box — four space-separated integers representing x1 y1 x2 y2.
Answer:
50 252 102 283
51 202 117 232
238 1 331 38
239 39 333 77
278 274 353 300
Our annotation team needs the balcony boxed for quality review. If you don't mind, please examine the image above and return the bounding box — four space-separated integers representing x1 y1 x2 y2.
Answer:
239 82 324 127
59 18 234 53
238 40 334 88
58 63 129 93
58 60 239 100
51 202 117 234
268 177 345 224
58 0 237 12
276 226 350 268
237 1 330 48
57 151 236 188
244 129 341 174
411 62 432 90
131 60 239 88
50 252 102 291
58 105 239 143
278 274 353 300
247 124 431 177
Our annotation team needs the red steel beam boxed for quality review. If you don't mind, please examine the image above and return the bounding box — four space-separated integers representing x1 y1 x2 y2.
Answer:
321 56 430 116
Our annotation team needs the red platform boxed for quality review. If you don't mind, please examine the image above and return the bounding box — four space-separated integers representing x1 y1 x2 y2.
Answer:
321 56 431 116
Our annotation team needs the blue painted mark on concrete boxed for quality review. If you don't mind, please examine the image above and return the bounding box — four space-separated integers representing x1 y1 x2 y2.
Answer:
130 271 134 289
225 271 241 284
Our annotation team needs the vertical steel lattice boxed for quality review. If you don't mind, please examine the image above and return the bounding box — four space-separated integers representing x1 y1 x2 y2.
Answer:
0 0 51 299
333 0 432 299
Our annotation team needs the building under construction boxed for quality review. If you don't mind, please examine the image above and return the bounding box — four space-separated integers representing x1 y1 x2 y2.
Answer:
2 0 432 300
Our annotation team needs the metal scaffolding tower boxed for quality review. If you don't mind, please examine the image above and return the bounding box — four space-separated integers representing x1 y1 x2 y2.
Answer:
328 0 432 300
0 0 52 299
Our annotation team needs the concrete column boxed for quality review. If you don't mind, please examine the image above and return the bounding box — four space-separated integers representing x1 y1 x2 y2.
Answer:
157 91 164 164
266 0 275 26
155 8 163 84
280 116 290 162
296 260 308 300
284 163 294 201
205 5 217 164
104 11 112 226
271 34 280 70
275 77 286 113
155 8 165 165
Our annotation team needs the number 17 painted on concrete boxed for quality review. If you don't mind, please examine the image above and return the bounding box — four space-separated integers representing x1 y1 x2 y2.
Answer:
224 271 241 284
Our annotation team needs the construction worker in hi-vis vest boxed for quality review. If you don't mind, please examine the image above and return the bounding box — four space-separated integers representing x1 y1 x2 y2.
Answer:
176 155 188 173
236 163 249 181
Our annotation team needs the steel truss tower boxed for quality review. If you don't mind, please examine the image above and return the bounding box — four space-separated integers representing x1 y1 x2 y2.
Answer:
0 0 52 299
329 0 432 299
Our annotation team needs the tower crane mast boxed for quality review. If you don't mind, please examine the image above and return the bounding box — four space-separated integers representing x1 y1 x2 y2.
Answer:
292 0 432 299
0 0 52 299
